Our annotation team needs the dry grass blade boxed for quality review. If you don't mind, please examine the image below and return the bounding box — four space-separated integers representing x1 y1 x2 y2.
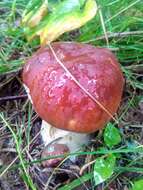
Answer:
98 8 109 47
84 31 143 43
0 95 27 102
106 0 142 23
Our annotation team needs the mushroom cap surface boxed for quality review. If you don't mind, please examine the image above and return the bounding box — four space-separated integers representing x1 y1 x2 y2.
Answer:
22 42 124 133
41 143 69 167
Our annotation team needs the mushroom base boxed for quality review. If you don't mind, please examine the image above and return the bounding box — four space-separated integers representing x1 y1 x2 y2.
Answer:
41 120 90 158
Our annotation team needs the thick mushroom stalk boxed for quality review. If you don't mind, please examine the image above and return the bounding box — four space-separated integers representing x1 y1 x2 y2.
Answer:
41 120 90 152
22 42 124 166
41 120 90 165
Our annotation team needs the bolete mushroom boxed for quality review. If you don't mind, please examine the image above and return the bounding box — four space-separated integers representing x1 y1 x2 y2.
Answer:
22 42 124 166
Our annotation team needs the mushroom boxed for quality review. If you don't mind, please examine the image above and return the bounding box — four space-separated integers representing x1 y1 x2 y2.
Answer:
22 42 124 166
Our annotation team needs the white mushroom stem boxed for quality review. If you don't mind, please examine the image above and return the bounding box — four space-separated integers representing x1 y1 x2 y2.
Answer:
41 120 90 154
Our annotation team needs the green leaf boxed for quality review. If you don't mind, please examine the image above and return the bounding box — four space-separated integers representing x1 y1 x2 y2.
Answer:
104 123 121 148
94 154 116 185
22 0 97 45
131 179 143 190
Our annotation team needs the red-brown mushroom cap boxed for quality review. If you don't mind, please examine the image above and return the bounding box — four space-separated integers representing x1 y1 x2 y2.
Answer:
41 143 69 167
22 42 124 133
